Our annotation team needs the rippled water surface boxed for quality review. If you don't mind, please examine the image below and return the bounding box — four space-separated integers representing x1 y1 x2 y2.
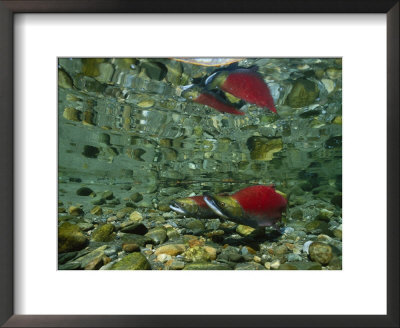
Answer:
58 58 342 270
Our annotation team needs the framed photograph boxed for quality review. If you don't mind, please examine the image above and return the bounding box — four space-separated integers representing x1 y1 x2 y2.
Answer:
0 1 398 327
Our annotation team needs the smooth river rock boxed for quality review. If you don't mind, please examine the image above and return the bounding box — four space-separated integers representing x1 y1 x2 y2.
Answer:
58 222 88 253
111 252 151 270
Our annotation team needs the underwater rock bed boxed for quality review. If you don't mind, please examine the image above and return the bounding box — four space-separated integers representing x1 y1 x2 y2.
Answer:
58 182 342 270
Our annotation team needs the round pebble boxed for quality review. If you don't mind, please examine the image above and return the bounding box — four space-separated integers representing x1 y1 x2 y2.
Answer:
129 211 143 222
157 254 172 263
90 205 103 215
270 259 281 270
122 243 140 253
309 242 333 265
76 187 93 196
137 99 154 108
154 244 186 256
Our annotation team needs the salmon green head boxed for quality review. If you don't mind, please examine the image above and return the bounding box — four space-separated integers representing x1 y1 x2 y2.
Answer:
170 197 199 216
203 194 244 220
180 84 202 100
205 71 229 90
169 196 215 219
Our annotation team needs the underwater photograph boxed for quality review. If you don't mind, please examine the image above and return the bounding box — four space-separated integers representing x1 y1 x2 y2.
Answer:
58 57 342 270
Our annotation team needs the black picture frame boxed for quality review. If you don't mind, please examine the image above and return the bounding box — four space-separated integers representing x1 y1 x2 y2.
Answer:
0 1 398 327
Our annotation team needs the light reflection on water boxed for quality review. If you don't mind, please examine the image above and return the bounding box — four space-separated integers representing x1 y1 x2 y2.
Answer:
58 58 342 205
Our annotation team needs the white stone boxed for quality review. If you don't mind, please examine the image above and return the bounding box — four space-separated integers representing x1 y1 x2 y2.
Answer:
283 227 294 234
270 259 280 270
95 63 114 83
302 240 313 254
321 79 335 93
157 254 172 263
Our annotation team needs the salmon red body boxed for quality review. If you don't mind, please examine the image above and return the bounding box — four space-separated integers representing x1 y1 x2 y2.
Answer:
203 185 287 228
188 196 209 208
231 185 286 222
221 70 277 113
193 92 245 116
206 68 277 114
181 84 244 115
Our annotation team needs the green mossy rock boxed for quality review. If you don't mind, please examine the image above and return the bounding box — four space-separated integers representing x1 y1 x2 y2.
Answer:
111 252 151 270
305 220 332 236
92 196 106 205
74 245 108 268
58 222 88 253
58 69 73 89
58 251 78 265
247 136 283 161
183 263 231 270
183 246 211 263
278 261 322 270
286 78 319 108
120 233 153 247
166 227 180 240
58 262 81 270
122 243 140 253
116 207 135 219
326 67 342 80
76 187 94 196
145 227 167 245
317 209 334 221
91 223 115 242
129 192 143 203
235 262 266 270
184 219 205 235
77 222 94 231
120 222 148 235
101 190 114 200
90 206 103 216
82 58 104 77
